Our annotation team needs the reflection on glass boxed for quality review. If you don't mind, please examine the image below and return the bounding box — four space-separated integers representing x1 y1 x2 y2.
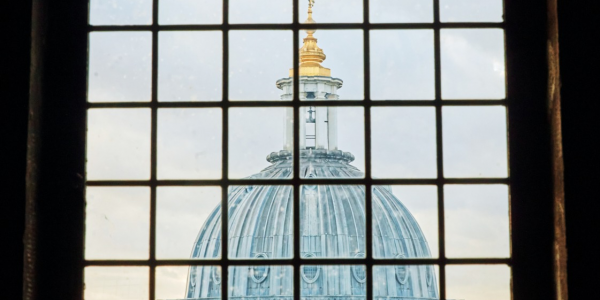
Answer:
85 267 149 300
373 265 438 299
373 186 439 258
229 107 292 179
441 29 506 99
227 186 294 259
159 32 222 102
88 32 152 102
228 266 293 299
156 187 221 259
157 108 222 179
371 107 436 178
229 31 292 101
441 0 504 23
445 185 510 258
229 0 292 24
299 107 364 178
301 265 366 298
301 186 365 258
89 0 151 25
157 266 222 300
446 265 511 300
86 187 150 260
159 0 222 25
370 30 435 100
370 0 433 23
299 0 362 23
443 106 508 178
87 108 151 180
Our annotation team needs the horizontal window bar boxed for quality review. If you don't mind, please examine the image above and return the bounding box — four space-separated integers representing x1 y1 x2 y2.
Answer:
87 100 506 109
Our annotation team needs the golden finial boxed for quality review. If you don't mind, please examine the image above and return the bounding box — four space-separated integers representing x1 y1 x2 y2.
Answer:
289 0 331 77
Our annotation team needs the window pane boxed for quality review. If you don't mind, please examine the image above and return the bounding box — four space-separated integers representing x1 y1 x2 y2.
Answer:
301 265 365 297
441 0 504 23
443 106 508 178
301 185 365 258
157 187 222 259
373 265 439 298
89 0 151 25
88 32 152 103
85 187 150 260
441 29 505 99
87 108 151 180
373 186 438 258
157 108 222 179
157 266 222 300
300 107 364 179
159 31 222 102
445 185 510 258
229 31 292 101
370 0 433 23
298 0 362 23
229 0 292 24
159 0 222 25
229 107 291 179
228 185 294 259
229 266 293 297
446 265 511 300
85 267 149 300
370 30 435 100
371 107 437 178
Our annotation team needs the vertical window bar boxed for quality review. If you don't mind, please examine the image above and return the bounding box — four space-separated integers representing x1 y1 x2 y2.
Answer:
149 1 160 300
433 0 446 299
362 0 373 299
221 1 230 299
292 1 300 300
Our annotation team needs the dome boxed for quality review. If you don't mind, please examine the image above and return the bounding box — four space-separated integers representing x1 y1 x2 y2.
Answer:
184 150 438 300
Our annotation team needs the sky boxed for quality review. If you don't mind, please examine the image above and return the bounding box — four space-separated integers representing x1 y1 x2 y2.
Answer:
85 1 508 300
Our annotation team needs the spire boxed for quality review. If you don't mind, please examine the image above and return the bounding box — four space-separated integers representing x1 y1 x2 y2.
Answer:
289 0 331 77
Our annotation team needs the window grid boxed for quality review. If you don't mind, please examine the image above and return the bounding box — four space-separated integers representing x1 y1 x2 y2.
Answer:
84 1 510 300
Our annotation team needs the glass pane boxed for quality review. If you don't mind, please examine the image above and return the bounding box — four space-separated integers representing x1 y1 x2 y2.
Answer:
370 30 435 100
294 30 363 101
89 0 151 25
301 185 365 258
84 267 148 300
443 106 508 178
85 187 150 260
159 0 222 24
373 265 439 298
159 31 222 102
373 186 438 258
301 265 366 298
88 32 152 102
370 0 433 23
445 185 510 258
228 107 292 179
229 0 292 24
228 185 294 259
446 265 511 300
441 29 505 99
157 266 222 299
298 0 362 23
229 266 293 297
157 187 222 259
300 107 364 179
157 108 222 179
229 31 292 101
371 107 436 178
87 108 150 180
441 0 504 23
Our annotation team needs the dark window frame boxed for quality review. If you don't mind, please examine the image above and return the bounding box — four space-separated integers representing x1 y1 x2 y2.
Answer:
24 0 558 300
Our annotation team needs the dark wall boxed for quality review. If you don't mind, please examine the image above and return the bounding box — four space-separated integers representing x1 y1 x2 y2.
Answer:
558 0 600 298
1 1 31 300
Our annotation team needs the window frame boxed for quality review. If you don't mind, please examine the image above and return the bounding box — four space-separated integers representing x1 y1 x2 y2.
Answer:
24 0 558 300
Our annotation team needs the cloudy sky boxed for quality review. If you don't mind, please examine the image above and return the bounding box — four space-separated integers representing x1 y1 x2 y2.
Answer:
85 1 508 300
